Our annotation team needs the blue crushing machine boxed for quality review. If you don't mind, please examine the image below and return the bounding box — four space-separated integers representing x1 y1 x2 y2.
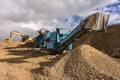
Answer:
39 28 72 50
38 12 110 54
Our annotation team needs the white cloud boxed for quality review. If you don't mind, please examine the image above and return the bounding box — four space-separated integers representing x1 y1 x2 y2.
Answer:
0 0 119 40
91 0 120 25
109 14 120 23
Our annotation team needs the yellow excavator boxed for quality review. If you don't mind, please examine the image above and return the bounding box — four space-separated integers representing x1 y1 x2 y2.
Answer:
6 30 33 42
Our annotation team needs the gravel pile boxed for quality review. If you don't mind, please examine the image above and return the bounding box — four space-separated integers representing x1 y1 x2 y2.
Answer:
34 44 120 80
63 45 120 80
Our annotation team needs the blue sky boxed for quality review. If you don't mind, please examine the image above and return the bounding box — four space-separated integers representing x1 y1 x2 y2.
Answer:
70 0 120 27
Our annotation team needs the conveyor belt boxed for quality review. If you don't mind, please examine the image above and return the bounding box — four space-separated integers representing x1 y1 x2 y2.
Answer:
52 12 109 53
53 24 89 53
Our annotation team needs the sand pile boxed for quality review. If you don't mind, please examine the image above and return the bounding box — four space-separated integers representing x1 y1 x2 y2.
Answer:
73 24 120 58
35 45 120 80
0 41 25 48
81 45 120 79
63 44 120 80
0 41 36 49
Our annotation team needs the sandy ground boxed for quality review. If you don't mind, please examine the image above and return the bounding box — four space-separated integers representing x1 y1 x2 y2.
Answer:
0 42 62 80
0 42 119 80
